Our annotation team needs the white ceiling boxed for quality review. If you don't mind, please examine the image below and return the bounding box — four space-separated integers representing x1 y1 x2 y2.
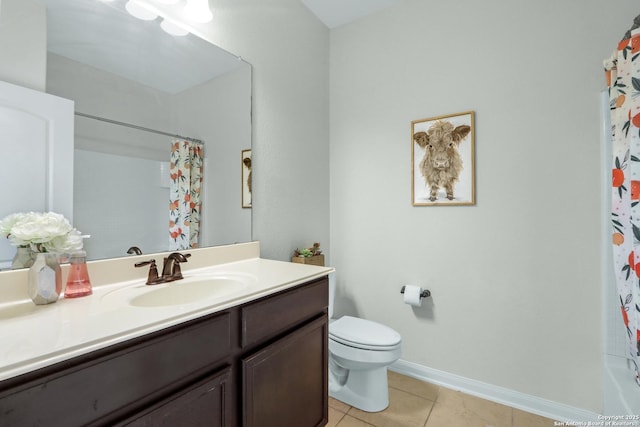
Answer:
301 0 400 29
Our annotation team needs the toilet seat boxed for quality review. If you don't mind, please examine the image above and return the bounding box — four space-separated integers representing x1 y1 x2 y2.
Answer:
329 316 401 351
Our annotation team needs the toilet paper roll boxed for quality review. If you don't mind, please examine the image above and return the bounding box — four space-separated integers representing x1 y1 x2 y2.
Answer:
403 285 423 307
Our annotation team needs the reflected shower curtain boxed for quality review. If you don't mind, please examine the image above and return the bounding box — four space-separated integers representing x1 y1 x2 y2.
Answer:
169 139 204 250
605 28 640 383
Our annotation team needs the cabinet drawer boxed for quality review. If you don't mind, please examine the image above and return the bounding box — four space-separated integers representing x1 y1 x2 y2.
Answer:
0 312 231 427
241 277 328 348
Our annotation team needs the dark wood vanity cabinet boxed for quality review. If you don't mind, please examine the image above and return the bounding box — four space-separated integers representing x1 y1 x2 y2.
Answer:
241 279 328 427
0 276 328 427
119 367 232 427
242 317 328 427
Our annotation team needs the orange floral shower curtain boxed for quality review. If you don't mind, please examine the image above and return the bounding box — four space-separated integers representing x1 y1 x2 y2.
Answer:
605 27 640 383
169 139 203 250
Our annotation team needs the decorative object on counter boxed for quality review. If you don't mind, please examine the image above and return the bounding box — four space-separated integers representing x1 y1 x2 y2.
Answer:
411 111 475 206
292 242 325 266
1 214 36 269
28 253 63 305
0 212 84 254
10 246 35 269
64 251 93 298
0 212 85 305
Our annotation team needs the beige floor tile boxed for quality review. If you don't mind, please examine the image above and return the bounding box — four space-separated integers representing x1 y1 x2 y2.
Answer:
435 387 511 427
347 387 434 427
327 407 347 427
388 370 439 401
336 415 376 426
512 408 558 427
330 396 352 413
425 402 504 427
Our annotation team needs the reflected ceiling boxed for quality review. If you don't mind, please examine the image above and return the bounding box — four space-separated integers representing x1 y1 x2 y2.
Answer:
40 0 243 94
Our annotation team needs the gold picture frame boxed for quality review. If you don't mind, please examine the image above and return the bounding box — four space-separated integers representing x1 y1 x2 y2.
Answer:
411 111 475 206
242 149 252 208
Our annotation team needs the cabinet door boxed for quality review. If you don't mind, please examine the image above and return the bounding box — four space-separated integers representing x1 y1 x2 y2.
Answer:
119 367 231 427
242 315 328 427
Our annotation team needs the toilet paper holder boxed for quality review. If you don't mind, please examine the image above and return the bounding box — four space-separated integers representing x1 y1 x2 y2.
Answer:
400 286 431 298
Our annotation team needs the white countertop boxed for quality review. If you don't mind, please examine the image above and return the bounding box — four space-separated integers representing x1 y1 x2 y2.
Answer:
0 252 333 381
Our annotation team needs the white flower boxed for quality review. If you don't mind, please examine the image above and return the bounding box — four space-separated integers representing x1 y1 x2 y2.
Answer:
44 229 84 253
0 212 84 254
0 213 25 238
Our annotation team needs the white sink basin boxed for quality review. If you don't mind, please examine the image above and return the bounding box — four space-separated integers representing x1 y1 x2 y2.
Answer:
131 277 246 307
100 273 255 308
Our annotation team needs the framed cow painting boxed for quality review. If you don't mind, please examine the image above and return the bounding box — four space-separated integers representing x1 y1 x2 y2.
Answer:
411 111 475 206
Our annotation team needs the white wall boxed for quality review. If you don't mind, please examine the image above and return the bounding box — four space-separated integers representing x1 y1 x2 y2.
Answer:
196 0 331 261
329 0 638 413
0 0 46 91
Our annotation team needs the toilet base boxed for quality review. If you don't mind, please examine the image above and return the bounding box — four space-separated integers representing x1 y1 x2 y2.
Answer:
329 366 390 412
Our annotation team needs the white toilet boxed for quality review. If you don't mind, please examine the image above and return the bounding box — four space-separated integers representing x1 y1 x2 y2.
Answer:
328 273 402 412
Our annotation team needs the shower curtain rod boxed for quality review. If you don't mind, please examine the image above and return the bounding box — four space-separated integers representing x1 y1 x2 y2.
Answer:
74 112 203 145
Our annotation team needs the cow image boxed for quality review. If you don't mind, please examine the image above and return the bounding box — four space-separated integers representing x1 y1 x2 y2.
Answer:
243 156 252 193
413 120 471 201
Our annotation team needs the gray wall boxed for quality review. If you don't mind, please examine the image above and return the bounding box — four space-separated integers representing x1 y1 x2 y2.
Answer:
197 0 331 261
0 0 46 91
328 0 637 413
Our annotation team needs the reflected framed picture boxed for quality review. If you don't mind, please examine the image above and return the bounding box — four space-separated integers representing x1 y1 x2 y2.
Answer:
242 149 252 208
411 111 475 206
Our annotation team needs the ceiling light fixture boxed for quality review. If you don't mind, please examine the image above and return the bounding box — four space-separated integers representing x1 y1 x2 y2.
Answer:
183 0 213 23
153 0 181 4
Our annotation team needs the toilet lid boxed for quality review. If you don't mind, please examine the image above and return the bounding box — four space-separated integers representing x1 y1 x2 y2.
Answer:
329 316 401 349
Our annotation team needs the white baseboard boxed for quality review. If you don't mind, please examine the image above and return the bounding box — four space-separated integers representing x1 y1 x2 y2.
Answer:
390 359 601 423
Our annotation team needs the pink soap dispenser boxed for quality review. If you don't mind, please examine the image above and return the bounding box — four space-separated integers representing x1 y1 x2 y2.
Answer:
64 250 93 298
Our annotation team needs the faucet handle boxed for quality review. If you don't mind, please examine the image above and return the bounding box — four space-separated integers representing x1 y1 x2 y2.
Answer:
134 259 162 285
127 246 142 255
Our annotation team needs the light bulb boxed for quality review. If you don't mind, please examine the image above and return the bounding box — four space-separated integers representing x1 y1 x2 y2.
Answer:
125 0 158 21
161 18 189 36
183 0 213 23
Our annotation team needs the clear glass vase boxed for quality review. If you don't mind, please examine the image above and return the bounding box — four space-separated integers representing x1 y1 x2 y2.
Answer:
28 252 63 305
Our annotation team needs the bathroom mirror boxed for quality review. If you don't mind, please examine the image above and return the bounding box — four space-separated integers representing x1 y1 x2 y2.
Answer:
2 0 252 266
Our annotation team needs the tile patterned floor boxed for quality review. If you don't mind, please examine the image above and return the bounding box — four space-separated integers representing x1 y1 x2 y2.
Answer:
327 371 558 427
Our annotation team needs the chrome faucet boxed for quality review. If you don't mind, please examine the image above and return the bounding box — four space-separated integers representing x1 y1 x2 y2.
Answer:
134 252 191 285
